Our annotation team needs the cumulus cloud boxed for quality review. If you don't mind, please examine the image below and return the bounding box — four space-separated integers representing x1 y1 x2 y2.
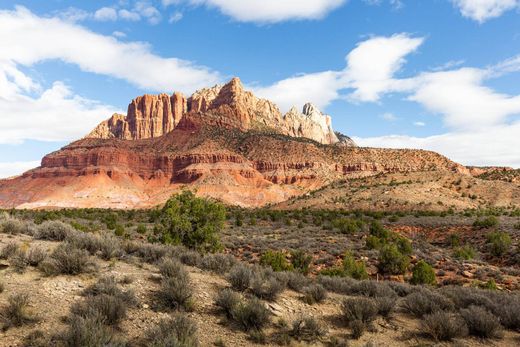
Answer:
451 0 519 22
255 34 423 111
165 0 347 23
0 7 220 93
94 7 118 21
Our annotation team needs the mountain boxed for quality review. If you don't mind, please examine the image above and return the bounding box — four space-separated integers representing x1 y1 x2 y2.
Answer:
0 77 517 210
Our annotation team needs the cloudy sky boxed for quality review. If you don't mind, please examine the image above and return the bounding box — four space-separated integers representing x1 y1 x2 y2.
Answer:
1 0 520 178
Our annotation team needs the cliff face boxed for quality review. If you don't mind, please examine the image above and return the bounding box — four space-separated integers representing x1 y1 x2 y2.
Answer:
87 78 346 145
3 77 508 210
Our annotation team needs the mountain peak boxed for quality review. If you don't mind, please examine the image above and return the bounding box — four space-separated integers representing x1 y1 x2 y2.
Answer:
87 77 354 146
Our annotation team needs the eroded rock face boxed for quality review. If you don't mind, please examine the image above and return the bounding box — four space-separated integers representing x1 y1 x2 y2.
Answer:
87 77 351 145
88 93 187 140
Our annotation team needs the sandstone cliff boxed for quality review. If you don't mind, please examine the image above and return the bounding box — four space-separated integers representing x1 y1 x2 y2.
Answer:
87 77 347 145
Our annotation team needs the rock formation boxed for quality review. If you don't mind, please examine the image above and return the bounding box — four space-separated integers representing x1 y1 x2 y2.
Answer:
87 77 346 145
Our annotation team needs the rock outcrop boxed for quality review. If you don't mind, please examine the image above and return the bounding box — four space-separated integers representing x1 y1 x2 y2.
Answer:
87 77 348 145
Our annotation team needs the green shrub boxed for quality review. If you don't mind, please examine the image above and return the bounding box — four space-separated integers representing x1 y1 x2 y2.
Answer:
377 244 409 275
260 250 292 272
453 245 476 260
365 235 381 250
394 235 413 255
369 221 390 239
136 224 147 234
114 224 125 237
290 250 312 275
410 260 436 285
421 311 468 341
486 232 511 256
156 191 226 252
342 252 369 280
145 314 199 347
473 216 499 229
332 218 363 234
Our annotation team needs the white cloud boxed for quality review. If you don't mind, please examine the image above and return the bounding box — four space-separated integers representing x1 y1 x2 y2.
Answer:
0 6 222 145
413 121 426 126
167 0 347 23
255 34 423 111
451 0 519 22
355 122 520 167
0 7 220 93
112 31 127 38
134 1 162 25
55 7 90 22
0 161 40 179
381 113 398 121
94 7 118 21
118 9 141 21
169 11 183 23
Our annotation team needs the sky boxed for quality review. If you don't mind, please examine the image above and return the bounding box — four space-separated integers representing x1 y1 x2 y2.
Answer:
1 0 520 178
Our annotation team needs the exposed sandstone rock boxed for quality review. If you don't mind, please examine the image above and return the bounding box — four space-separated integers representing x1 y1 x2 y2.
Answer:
88 77 352 145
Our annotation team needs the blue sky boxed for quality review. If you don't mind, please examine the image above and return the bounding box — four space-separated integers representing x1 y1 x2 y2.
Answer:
1 0 520 178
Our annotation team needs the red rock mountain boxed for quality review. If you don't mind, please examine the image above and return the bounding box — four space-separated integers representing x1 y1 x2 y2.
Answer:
0 77 486 209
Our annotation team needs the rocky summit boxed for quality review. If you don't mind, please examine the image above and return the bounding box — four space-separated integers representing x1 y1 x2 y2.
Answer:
0 77 518 209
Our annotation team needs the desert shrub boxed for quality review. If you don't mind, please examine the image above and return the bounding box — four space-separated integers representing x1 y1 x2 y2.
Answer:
453 245 476 260
200 253 237 274
290 249 312 275
350 280 397 298
365 235 381 250
285 271 311 292
157 273 193 310
9 249 28 273
342 252 369 280
26 247 47 266
159 258 186 278
260 250 292 272
0 280 4 293
39 243 96 276
22 329 52 347
82 276 136 305
350 319 365 339
369 221 390 239
290 316 326 342
127 242 167 263
60 314 126 347
374 296 396 317
420 311 468 341
155 191 226 252
377 244 409 275
145 314 199 347
71 294 128 325
333 218 363 234
460 305 502 338
178 249 201 266
36 221 74 241
215 288 241 319
251 274 284 301
440 286 495 310
0 241 19 259
302 284 327 304
233 297 270 331
317 276 356 294
65 231 100 255
0 218 24 235
489 293 520 330
410 260 436 285
98 232 122 260
340 297 378 324
1 293 37 330
387 281 414 297
228 264 254 291
486 231 511 256
402 288 454 317
473 216 498 229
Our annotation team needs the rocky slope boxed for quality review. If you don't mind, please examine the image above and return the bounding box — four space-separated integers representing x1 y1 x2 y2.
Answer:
0 77 517 209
